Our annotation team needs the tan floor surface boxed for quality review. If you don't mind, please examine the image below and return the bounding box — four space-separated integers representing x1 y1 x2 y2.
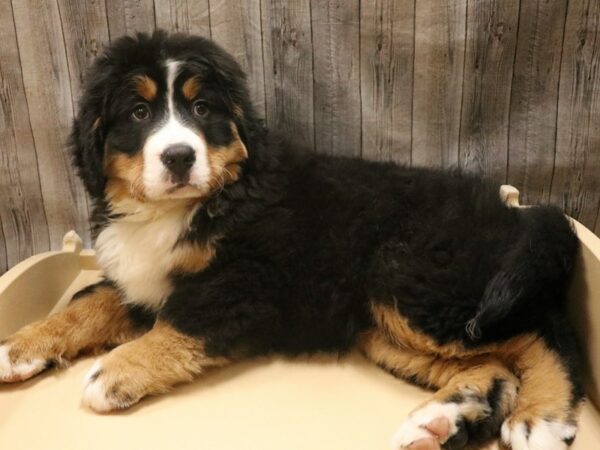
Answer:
1 353 600 449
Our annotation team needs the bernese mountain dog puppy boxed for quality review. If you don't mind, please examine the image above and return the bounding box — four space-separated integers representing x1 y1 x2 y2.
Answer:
0 31 584 450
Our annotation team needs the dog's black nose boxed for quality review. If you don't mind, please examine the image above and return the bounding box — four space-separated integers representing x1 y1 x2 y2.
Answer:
161 145 195 181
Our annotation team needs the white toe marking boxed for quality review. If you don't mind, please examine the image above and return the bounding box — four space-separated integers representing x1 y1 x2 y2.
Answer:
502 419 576 450
502 422 530 450
82 359 113 413
0 344 46 382
391 396 489 449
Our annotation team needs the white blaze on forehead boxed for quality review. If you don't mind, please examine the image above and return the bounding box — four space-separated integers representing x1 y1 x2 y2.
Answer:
166 59 179 115
142 59 210 200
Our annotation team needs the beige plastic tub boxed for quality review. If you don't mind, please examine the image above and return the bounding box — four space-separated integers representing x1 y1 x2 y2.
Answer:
1 187 599 449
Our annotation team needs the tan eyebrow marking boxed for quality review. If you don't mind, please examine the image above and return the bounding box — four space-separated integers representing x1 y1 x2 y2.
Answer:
182 75 202 100
133 75 158 101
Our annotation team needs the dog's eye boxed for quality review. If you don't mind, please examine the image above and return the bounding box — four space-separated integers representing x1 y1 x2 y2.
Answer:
131 104 151 121
192 100 210 118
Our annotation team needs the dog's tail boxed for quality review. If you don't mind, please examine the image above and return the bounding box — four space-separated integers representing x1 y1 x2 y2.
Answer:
466 206 579 341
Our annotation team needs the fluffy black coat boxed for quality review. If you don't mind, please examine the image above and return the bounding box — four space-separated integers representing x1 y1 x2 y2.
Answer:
71 31 581 396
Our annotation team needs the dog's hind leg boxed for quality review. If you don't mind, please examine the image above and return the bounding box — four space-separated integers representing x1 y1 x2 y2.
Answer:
0 281 153 383
498 328 584 450
360 328 519 450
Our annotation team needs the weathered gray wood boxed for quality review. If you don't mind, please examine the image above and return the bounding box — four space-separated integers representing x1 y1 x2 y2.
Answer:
106 0 155 39
11 0 89 251
0 0 50 270
0 222 7 274
261 0 314 149
412 0 467 168
550 0 600 226
311 0 361 157
56 0 111 249
459 0 519 183
209 0 266 117
360 0 413 164
3 0 600 273
154 0 210 37
57 0 110 103
508 0 568 205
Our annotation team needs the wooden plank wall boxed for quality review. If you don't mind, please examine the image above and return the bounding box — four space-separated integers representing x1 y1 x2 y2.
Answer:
1 0 599 273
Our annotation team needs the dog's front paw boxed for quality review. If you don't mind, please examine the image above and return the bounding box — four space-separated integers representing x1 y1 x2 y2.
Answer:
82 356 145 413
0 342 49 383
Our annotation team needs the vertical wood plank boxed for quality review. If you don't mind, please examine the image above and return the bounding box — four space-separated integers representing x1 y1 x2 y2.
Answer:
311 0 360 157
0 223 7 274
11 0 89 251
106 0 155 39
550 0 600 229
56 1 111 249
360 0 414 163
508 0 568 205
261 0 314 150
57 0 110 103
210 0 266 117
459 0 519 183
0 0 50 270
154 0 210 37
412 0 467 168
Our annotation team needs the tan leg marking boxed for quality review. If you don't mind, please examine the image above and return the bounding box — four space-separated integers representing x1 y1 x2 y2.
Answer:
365 304 523 449
498 335 578 423
0 284 147 382
367 303 581 449
82 321 227 412
499 336 580 449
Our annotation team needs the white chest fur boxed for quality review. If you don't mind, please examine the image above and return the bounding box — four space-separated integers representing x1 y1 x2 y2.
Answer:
95 205 195 311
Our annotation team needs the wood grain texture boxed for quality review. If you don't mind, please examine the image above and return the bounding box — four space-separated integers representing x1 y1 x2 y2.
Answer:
209 0 266 117
106 0 155 39
57 0 110 103
459 0 519 183
311 0 361 157
2 0 600 271
412 0 467 168
508 0 568 205
261 0 315 150
11 0 90 250
154 0 210 37
360 0 414 164
0 222 6 274
550 0 600 226
0 0 50 271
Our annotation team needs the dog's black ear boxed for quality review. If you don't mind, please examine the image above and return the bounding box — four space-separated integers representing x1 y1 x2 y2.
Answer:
69 62 113 200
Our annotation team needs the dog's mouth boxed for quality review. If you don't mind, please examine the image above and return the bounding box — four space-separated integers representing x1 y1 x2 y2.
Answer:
160 183 205 200
166 183 188 193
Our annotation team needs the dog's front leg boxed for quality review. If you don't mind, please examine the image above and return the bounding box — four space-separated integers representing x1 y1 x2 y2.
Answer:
0 281 152 383
81 320 228 412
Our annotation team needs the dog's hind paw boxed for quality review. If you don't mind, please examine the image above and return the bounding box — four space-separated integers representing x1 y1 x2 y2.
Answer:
501 418 577 450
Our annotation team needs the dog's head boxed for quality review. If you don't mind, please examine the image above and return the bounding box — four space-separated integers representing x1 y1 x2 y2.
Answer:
71 31 257 206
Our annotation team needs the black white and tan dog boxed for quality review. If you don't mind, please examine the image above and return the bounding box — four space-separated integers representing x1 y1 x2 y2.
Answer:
0 31 584 450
